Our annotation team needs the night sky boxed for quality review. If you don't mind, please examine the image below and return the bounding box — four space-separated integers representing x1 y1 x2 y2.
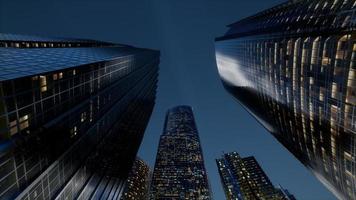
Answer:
0 0 337 199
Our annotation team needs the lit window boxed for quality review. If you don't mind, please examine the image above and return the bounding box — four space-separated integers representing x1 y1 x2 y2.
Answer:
19 115 28 122
9 119 18 136
311 37 320 65
10 126 18 136
19 115 29 131
19 121 29 130
322 57 330 65
332 83 338 98
59 72 63 79
81 112 86 122
40 76 47 92
70 126 78 137
331 0 339 9
336 35 350 59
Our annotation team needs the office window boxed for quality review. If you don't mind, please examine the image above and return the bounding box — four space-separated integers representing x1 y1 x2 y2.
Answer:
40 76 47 92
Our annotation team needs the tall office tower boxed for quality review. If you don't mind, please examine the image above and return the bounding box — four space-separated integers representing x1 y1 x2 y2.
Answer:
215 0 355 199
216 152 295 200
121 158 151 200
150 106 211 199
0 33 159 200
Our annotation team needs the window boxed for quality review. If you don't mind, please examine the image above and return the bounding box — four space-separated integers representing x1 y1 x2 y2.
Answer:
311 37 321 65
332 82 338 98
81 112 87 122
336 35 350 59
40 76 47 92
19 115 29 131
70 126 78 137
9 119 17 136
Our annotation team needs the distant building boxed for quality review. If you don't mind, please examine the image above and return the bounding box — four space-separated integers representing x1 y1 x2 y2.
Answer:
277 185 297 200
216 152 296 200
215 0 356 199
121 158 151 200
0 33 159 199
150 106 211 199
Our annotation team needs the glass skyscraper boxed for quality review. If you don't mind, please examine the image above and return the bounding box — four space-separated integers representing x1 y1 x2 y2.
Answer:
121 158 151 200
150 106 211 199
215 1 355 199
216 152 296 200
0 33 159 199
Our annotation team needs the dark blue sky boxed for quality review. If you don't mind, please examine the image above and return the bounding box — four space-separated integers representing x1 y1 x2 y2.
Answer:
0 0 336 199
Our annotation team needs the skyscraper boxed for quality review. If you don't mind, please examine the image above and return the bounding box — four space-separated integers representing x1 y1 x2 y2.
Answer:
215 1 355 199
216 152 295 200
121 158 151 200
0 33 159 199
150 106 211 199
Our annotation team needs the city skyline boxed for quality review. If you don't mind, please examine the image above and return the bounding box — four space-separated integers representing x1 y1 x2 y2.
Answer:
0 0 346 199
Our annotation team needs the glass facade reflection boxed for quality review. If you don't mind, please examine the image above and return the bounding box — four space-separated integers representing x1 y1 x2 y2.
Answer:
216 152 295 200
150 106 211 199
215 1 355 199
0 33 159 200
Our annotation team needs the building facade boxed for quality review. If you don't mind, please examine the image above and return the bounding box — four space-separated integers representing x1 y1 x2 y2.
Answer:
121 158 151 200
215 0 355 199
216 152 295 200
150 106 211 199
0 33 159 199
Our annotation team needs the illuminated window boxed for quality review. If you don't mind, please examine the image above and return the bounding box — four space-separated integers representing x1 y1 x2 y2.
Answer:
81 112 87 122
59 72 63 79
311 37 320 65
319 87 325 101
40 76 47 92
331 0 339 9
330 105 339 127
53 74 58 80
9 120 17 136
332 83 338 98
345 68 355 103
336 35 350 59
322 1 329 9
322 57 330 65
70 126 78 137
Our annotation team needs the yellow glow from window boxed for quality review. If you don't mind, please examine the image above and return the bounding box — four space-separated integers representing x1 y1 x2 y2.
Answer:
332 83 337 98
40 76 47 92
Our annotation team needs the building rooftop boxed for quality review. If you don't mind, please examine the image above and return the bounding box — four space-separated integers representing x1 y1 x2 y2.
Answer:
0 46 140 81
0 33 102 44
